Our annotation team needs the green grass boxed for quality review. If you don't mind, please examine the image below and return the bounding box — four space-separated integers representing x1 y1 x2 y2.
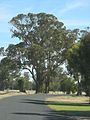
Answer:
47 97 90 118
48 102 90 111
48 104 90 111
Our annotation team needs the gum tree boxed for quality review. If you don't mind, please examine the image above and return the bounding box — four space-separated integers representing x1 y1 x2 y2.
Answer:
9 13 73 93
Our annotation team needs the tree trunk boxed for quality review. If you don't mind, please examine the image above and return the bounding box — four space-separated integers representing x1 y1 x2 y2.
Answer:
35 82 39 94
0 81 5 91
77 79 82 96
44 78 49 94
35 80 43 94
88 78 90 103
88 87 90 104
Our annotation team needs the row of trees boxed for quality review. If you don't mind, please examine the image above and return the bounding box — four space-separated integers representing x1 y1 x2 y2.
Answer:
0 12 90 96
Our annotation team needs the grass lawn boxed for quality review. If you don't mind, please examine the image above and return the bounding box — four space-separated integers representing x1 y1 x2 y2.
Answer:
48 102 90 111
47 95 90 111
46 95 90 119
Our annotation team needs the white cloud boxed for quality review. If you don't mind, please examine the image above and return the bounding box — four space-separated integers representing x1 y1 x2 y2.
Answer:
59 0 87 15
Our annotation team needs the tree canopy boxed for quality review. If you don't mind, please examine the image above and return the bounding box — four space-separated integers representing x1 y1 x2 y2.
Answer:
0 12 90 97
9 12 74 93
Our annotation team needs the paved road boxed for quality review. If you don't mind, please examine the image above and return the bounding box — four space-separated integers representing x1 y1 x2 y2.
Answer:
0 94 82 120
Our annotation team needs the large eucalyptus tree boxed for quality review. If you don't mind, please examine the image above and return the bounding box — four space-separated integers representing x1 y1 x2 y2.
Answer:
9 13 73 93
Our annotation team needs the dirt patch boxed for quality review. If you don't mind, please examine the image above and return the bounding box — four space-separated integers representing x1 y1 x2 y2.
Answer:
47 95 89 103
0 90 31 100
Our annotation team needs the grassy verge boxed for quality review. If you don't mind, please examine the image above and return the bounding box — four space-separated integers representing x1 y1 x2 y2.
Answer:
48 102 90 111
46 95 90 119
47 95 90 111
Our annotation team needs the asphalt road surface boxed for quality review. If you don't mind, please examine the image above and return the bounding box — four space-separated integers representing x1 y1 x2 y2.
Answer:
0 94 83 120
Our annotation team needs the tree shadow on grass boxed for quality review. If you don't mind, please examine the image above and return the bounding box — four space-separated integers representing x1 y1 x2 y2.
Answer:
45 102 90 120
45 110 90 120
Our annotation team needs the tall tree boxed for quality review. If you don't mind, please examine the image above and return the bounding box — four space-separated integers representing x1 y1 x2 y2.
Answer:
9 13 73 93
78 33 90 98
65 28 89 95
66 43 82 95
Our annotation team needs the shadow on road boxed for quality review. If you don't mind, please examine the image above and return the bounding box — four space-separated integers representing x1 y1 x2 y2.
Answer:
12 111 90 120
21 98 47 105
44 110 90 120
21 98 90 106
12 112 74 120
12 98 90 120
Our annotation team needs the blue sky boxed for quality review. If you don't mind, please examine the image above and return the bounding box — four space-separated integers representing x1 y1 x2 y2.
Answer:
0 0 90 48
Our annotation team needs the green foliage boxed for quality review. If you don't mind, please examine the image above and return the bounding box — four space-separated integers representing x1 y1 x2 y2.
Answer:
17 77 25 92
0 57 20 90
9 12 73 93
66 43 80 74
49 81 60 92
0 47 5 56
17 77 30 92
78 33 90 96
66 30 90 98
60 77 77 94
79 33 90 76
0 12 85 94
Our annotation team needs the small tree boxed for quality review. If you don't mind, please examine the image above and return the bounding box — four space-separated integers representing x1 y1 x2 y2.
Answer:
17 77 25 92
17 77 30 92
60 77 77 94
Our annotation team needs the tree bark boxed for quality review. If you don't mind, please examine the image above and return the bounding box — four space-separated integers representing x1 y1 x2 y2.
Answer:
77 79 82 96
44 76 50 94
